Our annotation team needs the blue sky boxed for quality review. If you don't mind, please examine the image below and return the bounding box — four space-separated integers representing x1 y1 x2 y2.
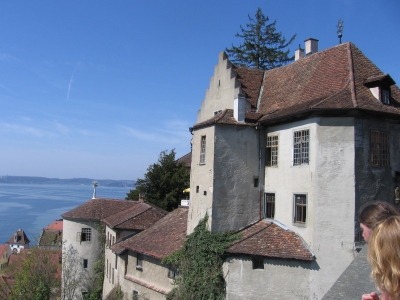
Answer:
0 0 399 180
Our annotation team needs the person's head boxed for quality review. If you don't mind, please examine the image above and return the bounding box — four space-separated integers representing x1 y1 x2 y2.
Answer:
368 216 400 299
358 201 399 243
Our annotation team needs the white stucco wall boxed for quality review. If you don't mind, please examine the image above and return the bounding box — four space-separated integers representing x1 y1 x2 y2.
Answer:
197 52 241 123
188 126 215 234
212 124 260 232
118 250 172 300
103 226 118 298
224 256 313 299
263 117 356 299
63 218 103 296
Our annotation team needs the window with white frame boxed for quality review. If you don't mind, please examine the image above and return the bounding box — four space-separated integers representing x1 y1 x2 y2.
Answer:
81 228 91 242
264 193 275 219
294 194 307 224
293 130 309 165
371 130 389 167
266 135 278 166
200 136 206 164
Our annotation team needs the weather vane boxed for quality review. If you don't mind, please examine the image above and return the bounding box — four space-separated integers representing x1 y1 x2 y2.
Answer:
337 19 344 44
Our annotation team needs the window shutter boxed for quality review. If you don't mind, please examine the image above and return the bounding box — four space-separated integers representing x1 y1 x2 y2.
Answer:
76 232 82 242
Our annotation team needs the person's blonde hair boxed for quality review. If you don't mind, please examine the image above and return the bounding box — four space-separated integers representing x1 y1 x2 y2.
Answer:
368 216 400 299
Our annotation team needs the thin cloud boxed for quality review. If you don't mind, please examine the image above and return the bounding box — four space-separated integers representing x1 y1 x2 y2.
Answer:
66 61 81 101
0 122 46 137
0 53 17 63
55 122 70 134
120 125 182 144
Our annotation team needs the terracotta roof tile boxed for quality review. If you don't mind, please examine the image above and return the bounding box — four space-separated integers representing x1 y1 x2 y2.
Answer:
61 198 137 220
44 219 63 231
103 202 167 230
226 220 314 261
176 152 191 168
233 66 264 109
0 245 6 257
38 230 63 247
195 43 400 129
193 109 258 129
112 207 188 259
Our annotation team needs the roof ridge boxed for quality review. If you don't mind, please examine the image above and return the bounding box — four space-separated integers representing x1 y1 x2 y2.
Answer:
347 42 358 107
111 204 152 228
310 79 351 109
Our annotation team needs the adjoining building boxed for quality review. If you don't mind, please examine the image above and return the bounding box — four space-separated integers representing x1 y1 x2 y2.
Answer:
6 229 30 254
38 219 63 250
61 197 167 299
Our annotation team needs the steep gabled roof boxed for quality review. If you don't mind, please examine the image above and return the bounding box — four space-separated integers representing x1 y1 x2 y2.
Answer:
103 202 167 231
61 198 138 221
233 66 264 109
226 220 314 261
194 42 400 128
6 230 30 245
112 207 188 259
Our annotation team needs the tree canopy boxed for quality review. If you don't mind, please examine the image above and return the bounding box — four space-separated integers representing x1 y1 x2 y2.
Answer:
226 7 296 70
126 149 190 211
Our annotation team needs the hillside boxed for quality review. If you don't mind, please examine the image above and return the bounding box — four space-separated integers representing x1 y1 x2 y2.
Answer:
0 175 134 187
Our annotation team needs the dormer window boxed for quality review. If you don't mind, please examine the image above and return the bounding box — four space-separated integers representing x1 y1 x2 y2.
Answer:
364 74 395 105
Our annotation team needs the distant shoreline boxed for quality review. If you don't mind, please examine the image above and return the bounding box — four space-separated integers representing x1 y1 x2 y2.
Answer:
0 175 135 188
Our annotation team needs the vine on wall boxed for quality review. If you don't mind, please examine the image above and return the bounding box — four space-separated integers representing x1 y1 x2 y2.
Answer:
163 215 239 300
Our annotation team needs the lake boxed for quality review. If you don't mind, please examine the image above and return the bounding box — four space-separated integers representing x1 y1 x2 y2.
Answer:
0 183 132 245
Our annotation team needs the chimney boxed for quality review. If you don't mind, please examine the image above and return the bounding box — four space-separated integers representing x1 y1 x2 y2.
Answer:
305 38 319 56
138 193 144 203
234 94 246 123
295 44 305 61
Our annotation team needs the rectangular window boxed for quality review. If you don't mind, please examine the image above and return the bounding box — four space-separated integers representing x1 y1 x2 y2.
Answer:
112 268 114 284
294 194 307 224
252 257 264 269
136 253 143 270
83 259 88 269
371 130 389 167
107 259 108 278
264 193 275 219
293 130 309 165
382 89 390 104
168 265 178 279
81 228 91 242
200 136 206 164
266 135 278 166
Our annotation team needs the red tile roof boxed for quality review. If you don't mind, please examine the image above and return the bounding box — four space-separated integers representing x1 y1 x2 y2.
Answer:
62 198 139 220
226 220 314 261
112 207 188 259
103 202 167 231
0 245 6 258
176 152 192 168
195 42 400 128
44 219 63 231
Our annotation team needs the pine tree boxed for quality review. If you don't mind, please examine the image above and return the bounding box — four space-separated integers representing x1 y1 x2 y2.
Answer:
226 8 296 70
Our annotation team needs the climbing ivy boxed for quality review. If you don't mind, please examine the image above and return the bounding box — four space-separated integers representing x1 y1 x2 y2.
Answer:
163 215 240 300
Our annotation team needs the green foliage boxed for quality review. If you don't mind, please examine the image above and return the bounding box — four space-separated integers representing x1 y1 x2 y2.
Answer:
7 248 60 300
163 215 240 300
226 7 296 70
126 149 190 211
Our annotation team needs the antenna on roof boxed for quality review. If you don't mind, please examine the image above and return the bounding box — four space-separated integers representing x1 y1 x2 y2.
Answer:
337 19 344 44
92 181 98 199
